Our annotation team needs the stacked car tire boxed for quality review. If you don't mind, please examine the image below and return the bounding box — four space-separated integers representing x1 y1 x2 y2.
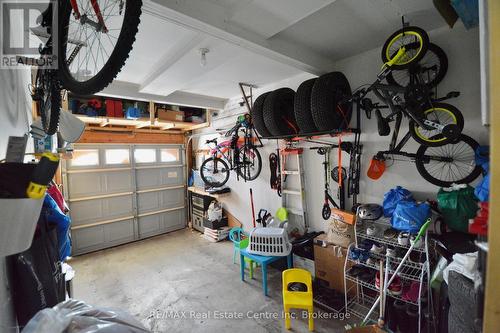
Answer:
251 72 352 138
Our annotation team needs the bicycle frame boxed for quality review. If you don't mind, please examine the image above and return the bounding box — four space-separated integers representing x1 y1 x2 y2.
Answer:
69 0 108 32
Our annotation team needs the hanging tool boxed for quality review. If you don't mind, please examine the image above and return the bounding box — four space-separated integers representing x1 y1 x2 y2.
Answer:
256 209 271 227
269 152 281 196
312 147 340 220
250 188 256 228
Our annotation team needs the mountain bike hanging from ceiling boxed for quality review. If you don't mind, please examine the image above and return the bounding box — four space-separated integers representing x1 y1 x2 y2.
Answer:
200 115 263 188
27 0 142 135
351 23 482 187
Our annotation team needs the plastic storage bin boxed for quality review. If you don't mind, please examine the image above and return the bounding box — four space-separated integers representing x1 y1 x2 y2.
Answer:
248 227 292 256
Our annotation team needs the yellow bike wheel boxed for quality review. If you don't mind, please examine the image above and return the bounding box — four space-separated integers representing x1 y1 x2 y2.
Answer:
381 26 429 70
409 103 464 147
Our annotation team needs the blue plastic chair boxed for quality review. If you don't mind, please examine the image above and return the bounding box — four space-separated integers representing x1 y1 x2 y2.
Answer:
229 227 257 279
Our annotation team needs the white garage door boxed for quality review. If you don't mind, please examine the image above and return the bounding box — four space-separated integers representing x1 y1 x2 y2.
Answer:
62 144 186 255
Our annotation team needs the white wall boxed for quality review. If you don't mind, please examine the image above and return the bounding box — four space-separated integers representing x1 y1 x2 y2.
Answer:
0 68 33 333
194 24 489 233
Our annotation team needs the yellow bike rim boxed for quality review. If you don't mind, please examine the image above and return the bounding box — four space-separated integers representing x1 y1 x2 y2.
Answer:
414 107 458 143
386 31 424 66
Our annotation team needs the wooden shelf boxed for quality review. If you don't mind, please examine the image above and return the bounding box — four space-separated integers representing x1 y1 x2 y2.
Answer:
75 114 209 133
188 186 230 199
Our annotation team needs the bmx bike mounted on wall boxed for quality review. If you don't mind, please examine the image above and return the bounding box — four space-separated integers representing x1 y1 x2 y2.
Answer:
200 115 263 188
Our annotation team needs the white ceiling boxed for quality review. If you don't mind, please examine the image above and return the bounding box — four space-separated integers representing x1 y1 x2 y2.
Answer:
104 0 446 108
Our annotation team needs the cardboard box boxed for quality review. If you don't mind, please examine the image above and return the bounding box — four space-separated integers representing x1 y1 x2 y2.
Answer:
313 234 355 295
157 108 184 122
326 209 355 248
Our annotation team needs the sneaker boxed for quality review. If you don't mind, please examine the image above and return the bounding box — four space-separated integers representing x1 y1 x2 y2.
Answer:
409 251 426 264
383 227 398 239
359 239 375 251
398 232 410 246
402 281 423 303
388 275 403 296
358 249 370 262
366 257 378 266
410 234 422 248
348 264 365 278
386 246 397 257
366 225 377 236
370 243 385 254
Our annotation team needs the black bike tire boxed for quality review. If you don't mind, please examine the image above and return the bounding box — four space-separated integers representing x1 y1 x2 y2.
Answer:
381 26 429 70
386 43 448 88
311 72 352 131
409 103 464 147
40 73 61 135
415 134 482 187
200 157 230 187
251 92 272 138
57 0 142 95
236 146 262 181
294 78 318 133
263 88 297 136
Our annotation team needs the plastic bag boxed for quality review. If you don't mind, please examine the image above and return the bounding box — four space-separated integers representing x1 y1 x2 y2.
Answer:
391 201 430 233
383 186 414 217
475 173 490 202
22 299 150 333
438 185 478 232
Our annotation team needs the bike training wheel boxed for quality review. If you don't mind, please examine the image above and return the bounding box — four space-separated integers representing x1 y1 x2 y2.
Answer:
250 92 272 138
381 26 429 70
311 72 352 131
386 43 448 88
294 78 318 133
38 71 61 135
409 103 464 147
58 0 142 95
236 146 262 181
200 157 230 187
263 88 298 136
415 134 483 187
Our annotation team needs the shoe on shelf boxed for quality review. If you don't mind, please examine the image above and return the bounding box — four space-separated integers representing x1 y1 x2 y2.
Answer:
383 227 398 239
359 269 376 283
397 232 410 246
348 264 365 278
366 225 377 236
370 243 385 254
388 275 403 295
402 281 424 303
386 246 397 257
409 251 426 264
358 249 370 263
366 257 378 266
410 234 423 248
359 239 375 251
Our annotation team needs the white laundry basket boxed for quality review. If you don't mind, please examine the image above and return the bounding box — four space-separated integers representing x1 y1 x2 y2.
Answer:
247 227 292 257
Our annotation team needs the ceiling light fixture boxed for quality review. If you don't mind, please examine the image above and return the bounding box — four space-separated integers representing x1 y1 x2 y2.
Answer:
199 48 209 67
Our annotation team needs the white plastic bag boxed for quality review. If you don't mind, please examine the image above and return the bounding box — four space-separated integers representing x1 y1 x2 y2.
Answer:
22 299 150 333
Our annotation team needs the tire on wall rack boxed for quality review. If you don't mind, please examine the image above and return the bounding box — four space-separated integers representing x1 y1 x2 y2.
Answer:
311 72 352 131
263 88 298 136
250 92 272 138
294 78 319 134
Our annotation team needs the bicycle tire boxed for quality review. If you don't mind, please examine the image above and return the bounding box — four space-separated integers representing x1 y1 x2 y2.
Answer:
415 134 482 187
381 26 429 70
294 78 318 133
311 72 352 131
409 103 464 147
57 0 142 95
200 157 230 187
236 146 262 181
263 88 297 136
38 71 61 135
250 92 272 138
386 43 448 88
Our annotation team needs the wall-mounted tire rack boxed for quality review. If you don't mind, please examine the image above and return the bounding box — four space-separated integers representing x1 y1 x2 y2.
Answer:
62 143 186 255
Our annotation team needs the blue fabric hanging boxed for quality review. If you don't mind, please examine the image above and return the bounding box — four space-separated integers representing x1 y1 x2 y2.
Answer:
43 194 72 261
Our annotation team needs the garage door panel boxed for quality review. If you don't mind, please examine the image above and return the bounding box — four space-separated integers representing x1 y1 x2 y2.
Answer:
105 171 133 193
72 219 135 255
136 167 184 190
70 195 133 226
68 173 105 198
137 192 160 212
72 226 105 250
138 215 162 238
105 219 135 244
137 188 184 214
163 209 185 232
161 188 184 208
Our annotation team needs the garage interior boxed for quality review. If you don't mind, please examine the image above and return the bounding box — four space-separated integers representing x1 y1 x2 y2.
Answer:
0 0 498 332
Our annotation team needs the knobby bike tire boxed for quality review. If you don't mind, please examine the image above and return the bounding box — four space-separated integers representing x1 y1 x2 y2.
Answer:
39 71 61 135
409 102 464 147
58 0 142 95
200 157 230 187
236 146 262 181
381 26 429 70
415 134 482 187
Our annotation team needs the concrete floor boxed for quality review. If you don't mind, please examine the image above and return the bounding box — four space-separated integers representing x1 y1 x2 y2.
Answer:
70 228 351 333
